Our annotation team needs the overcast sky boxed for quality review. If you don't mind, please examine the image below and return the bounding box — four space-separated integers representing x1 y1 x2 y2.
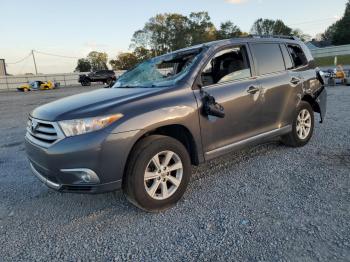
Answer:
0 0 347 74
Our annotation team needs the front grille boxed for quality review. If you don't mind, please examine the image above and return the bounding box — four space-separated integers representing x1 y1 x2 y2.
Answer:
26 117 64 148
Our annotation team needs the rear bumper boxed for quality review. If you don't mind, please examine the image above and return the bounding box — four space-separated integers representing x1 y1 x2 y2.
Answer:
315 86 327 123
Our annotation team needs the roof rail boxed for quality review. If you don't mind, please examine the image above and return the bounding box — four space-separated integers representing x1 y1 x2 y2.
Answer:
245 35 300 41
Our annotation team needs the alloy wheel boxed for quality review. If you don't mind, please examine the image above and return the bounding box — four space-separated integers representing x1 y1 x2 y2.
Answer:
144 150 183 200
296 109 312 140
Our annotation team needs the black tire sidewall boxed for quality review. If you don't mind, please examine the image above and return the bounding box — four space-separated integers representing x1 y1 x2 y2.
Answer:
291 102 314 146
126 136 191 211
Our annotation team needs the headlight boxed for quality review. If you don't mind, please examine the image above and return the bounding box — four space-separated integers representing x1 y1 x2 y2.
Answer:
59 114 123 137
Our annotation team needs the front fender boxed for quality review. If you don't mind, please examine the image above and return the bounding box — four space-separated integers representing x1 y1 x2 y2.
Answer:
108 103 204 164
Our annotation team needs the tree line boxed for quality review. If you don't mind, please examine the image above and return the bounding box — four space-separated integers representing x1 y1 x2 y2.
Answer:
322 0 350 45
76 2 350 72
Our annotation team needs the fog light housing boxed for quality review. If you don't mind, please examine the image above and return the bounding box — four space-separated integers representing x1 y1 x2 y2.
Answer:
60 168 100 184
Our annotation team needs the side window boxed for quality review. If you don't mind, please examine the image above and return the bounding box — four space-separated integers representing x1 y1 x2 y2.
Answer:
250 43 285 75
201 45 251 87
287 44 307 68
280 44 294 70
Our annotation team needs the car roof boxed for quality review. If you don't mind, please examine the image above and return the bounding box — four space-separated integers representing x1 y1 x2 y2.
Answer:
203 36 302 48
171 36 302 55
157 36 303 59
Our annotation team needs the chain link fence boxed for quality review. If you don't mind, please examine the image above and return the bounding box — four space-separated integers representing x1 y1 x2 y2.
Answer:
0 71 126 91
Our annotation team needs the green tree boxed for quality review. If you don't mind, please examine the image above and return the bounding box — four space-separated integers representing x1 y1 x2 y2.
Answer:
129 12 245 60
250 18 292 36
144 14 170 54
133 46 155 62
75 58 91 72
330 0 350 45
87 51 108 71
322 1 350 45
130 30 152 50
131 13 192 55
322 23 337 43
292 29 311 42
165 13 191 51
188 12 217 45
216 21 242 39
110 53 139 70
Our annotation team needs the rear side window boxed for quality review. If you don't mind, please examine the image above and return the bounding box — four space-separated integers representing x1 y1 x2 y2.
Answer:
250 43 285 75
287 44 307 68
280 44 294 70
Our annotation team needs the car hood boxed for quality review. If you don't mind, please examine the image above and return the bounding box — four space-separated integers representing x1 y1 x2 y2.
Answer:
31 88 162 121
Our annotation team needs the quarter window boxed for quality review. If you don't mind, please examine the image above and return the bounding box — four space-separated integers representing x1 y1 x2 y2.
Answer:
280 44 294 70
287 44 307 68
201 45 252 87
250 43 285 75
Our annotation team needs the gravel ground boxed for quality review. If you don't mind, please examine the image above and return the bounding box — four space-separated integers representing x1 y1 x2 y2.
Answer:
0 85 349 261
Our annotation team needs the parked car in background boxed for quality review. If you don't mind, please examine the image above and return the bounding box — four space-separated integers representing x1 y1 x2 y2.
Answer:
26 36 326 211
17 80 56 92
78 70 116 86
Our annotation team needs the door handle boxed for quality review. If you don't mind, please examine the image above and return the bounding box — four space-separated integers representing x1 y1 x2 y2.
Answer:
290 77 301 85
247 86 260 94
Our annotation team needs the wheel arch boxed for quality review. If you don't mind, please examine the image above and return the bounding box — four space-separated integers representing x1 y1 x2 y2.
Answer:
301 94 320 114
122 124 200 187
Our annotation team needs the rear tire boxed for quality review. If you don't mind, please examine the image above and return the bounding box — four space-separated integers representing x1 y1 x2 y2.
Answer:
124 135 191 212
281 101 314 147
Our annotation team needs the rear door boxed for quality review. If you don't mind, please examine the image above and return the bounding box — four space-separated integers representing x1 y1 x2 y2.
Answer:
249 42 296 130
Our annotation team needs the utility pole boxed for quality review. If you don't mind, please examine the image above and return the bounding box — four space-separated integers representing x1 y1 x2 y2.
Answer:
31 50 38 75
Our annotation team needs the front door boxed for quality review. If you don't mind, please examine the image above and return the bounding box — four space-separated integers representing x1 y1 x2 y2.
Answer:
193 44 265 159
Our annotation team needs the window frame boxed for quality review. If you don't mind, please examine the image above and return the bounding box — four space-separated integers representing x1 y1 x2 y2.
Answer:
280 44 294 70
286 43 309 70
195 43 255 89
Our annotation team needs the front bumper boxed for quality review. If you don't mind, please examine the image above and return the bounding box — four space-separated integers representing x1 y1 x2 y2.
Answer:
25 128 140 193
30 162 122 193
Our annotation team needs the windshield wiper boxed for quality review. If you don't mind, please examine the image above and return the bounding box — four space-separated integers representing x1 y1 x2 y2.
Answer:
116 85 137 88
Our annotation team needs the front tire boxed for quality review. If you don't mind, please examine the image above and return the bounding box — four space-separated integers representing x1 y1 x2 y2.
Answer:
81 80 91 86
282 101 314 147
106 78 113 86
124 135 191 212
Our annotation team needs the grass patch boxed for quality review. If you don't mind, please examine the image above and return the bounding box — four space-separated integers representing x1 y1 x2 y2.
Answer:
315 55 350 67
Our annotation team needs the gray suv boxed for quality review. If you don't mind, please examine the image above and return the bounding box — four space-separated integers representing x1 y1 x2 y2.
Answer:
25 36 327 211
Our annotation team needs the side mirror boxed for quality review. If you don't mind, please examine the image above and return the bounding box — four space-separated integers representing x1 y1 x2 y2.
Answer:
206 103 225 118
202 92 225 118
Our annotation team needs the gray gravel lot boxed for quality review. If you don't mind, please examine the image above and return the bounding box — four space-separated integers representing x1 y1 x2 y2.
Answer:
0 85 349 261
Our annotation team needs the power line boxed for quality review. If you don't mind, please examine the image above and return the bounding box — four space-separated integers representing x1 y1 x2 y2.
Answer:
6 53 32 64
34 50 80 59
288 17 338 26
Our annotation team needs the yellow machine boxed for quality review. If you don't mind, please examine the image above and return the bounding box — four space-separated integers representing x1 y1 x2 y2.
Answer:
17 80 54 92
335 65 346 80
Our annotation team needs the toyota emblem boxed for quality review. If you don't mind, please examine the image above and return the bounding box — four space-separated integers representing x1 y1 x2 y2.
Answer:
31 120 39 132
